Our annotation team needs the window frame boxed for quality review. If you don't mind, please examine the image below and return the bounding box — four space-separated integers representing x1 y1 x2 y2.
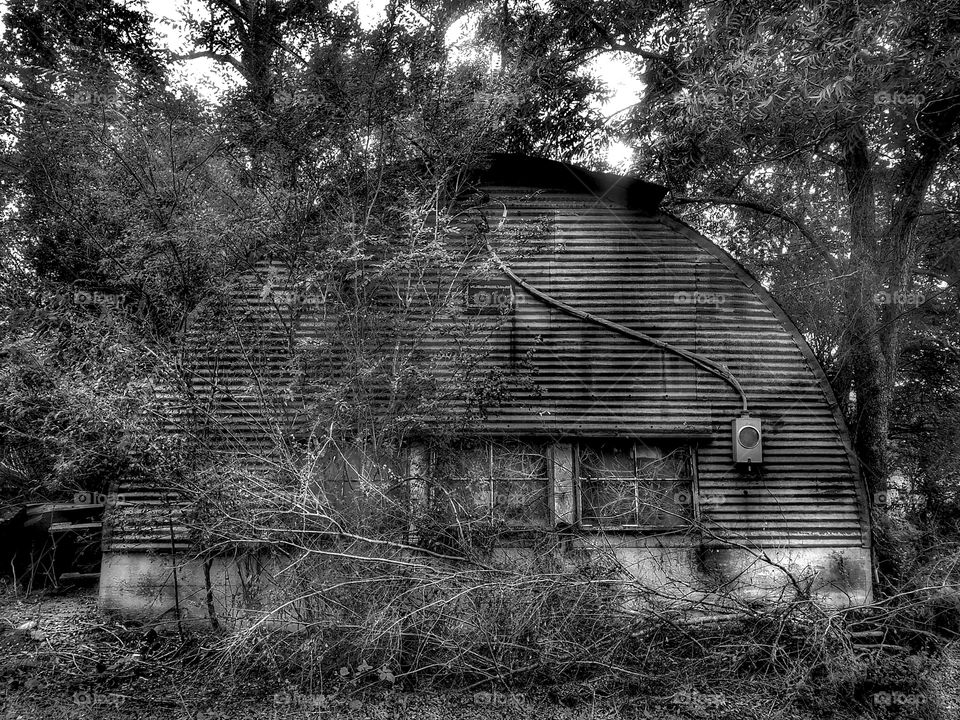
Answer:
427 439 555 529
575 440 695 531
318 443 408 514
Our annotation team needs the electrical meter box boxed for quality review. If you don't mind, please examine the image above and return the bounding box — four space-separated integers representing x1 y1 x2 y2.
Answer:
732 415 763 465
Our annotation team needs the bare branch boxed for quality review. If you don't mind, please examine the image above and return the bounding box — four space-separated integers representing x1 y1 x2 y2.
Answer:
169 50 246 77
667 194 841 273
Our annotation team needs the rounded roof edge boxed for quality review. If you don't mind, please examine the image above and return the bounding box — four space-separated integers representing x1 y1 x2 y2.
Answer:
473 153 668 215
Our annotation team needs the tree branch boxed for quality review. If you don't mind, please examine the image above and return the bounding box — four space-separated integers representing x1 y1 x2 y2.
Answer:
168 50 246 77
667 195 841 273
556 2 669 62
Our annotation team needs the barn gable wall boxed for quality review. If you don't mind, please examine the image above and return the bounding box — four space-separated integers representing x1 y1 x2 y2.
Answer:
442 186 869 550
99 167 873 618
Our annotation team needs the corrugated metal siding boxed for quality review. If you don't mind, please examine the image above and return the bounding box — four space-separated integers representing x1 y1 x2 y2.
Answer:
460 189 866 547
105 184 868 551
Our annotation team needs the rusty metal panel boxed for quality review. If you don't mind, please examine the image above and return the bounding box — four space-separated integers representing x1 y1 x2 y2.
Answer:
105 183 867 552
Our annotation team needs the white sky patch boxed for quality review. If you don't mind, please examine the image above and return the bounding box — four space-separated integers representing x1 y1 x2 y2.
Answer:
591 54 644 122
140 0 645 170
605 140 633 172
445 11 481 51
331 0 389 30
590 54 645 171
147 0 237 101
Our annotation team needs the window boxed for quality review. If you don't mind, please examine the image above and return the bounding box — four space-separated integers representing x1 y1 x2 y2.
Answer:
430 440 550 527
577 441 692 529
318 444 406 528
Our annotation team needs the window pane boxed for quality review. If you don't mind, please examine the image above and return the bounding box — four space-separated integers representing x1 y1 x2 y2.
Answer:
431 444 489 516
319 445 405 523
433 444 488 483
490 441 547 479
635 479 685 527
578 442 692 528
493 479 549 524
440 479 490 514
581 477 637 525
636 446 690 527
579 441 634 478
635 443 678 478
430 441 551 525
578 441 636 524
320 446 363 508
491 441 549 525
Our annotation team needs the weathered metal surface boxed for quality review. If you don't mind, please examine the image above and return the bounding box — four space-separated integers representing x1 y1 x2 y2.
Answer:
105 173 868 554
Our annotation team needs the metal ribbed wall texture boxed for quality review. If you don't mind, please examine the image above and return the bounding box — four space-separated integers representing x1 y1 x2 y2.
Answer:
104 166 869 554
447 189 868 548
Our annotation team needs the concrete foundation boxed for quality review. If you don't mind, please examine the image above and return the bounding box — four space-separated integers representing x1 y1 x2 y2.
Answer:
99 542 871 626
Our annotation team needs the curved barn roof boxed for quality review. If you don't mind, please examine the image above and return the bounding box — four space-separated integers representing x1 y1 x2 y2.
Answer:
114 154 870 554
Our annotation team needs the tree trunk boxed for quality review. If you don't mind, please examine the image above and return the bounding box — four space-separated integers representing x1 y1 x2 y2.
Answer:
841 124 891 496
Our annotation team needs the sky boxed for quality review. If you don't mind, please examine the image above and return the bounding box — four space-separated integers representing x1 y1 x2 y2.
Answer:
146 0 641 168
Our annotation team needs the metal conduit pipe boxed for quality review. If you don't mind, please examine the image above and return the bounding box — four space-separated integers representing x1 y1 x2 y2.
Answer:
483 206 750 414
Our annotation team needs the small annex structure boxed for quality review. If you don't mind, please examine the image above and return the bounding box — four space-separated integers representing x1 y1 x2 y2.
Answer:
99 154 873 622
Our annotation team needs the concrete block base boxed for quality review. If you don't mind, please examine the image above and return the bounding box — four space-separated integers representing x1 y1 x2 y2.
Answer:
99 544 871 626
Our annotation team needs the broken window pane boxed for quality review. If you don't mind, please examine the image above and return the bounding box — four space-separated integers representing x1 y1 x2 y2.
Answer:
579 442 692 528
430 440 550 526
491 441 549 525
318 444 405 527
431 443 490 516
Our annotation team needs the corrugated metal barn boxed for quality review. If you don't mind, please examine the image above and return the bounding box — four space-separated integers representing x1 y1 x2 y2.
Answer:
99 154 873 620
